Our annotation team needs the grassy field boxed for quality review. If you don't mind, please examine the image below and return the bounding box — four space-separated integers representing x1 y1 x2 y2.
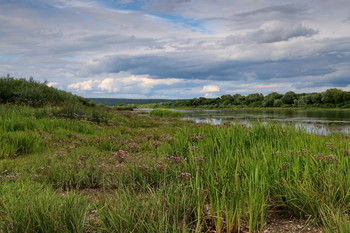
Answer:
1 103 350 232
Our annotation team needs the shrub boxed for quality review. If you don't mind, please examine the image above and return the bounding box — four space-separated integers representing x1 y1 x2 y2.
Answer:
0 77 95 107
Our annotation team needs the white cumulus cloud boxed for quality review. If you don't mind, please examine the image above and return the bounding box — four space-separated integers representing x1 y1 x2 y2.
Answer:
68 73 184 95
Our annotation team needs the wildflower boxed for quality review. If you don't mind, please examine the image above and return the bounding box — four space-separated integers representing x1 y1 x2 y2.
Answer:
65 145 77 153
138 164 151 171
224 121 231 127
54 152 66 157
273 151 282 155
153 140 162 148
166 155 186 164
325 142 336 151
0 170 19 180
155 161 167 173
180 172 192 183
314 153 338 162
4 173 20 179
78 155 87 161
343 149 350 156
136 136 146 143
164 136 174 144
119 139 128 145
192 134 203 142
327 154 338 161
195 156 204 162
38 130 46 136
145 135 153 140
127 142 140 150
285 150 295 156
113 150 130 163
301 149 311 155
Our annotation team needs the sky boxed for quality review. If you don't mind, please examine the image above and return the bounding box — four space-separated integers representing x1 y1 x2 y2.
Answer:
1 0 350 99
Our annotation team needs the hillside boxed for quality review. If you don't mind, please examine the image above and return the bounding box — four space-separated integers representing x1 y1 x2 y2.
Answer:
0 76 95 107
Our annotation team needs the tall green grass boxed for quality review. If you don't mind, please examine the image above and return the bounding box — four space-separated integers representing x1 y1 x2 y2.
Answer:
0 180 89 233
150 109 184 117
1 103 350 232
160 122 350 232
99 184 195 233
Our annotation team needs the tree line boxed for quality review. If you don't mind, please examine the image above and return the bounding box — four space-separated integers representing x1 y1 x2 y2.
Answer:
157 89 350 108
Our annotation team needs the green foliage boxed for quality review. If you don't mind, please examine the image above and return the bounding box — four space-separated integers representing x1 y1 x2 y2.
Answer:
245 93 264 106
0 131 42 159
1 102 350 232
153 89 350 109
0 76 95 107
99 184 194 233
0 180 89 233
281 91 297 105
160 123 350 232
150 109 184 117
36 153 105 190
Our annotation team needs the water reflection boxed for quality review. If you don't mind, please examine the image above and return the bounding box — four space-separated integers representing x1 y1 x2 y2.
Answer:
136 109 350 135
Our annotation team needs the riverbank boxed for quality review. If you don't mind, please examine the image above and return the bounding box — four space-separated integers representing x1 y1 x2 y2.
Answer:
1 104 350 232
138 104 350 112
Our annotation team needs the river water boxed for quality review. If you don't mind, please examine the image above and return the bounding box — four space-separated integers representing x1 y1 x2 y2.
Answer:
136 109 350 135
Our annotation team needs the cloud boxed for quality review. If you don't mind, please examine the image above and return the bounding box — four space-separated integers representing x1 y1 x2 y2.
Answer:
46 82 59 87
345 16 350 23
201 85 220 92
200 85 220 98
235 4 309 19
83 43 348 84
1 0 350 99
224 21 317 45
249 21 317 43
68 73 184 95
68 80 100 91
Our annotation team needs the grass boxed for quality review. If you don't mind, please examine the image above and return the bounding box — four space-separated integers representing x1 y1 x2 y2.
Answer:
1 104 350 232
150 109 184 117
0 179 89 233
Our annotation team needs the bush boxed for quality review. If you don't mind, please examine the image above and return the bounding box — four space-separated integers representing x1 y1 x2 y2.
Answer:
0 77 95 107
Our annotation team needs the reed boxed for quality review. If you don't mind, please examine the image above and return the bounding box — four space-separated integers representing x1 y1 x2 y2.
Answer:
1 104 349 232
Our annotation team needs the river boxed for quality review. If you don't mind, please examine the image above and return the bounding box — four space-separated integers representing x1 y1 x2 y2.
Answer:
136 109 350 135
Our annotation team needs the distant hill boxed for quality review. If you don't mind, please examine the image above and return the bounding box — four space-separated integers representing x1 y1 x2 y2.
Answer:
90 98 177 106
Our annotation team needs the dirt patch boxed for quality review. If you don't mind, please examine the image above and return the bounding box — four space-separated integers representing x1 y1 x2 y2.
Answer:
261 212 322 233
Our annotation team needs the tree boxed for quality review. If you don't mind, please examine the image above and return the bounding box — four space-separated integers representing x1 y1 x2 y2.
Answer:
262 92 282 107
245 93 264 105
273 99 283 107
322 89 344 105
233 94 245 105
281 91 297 105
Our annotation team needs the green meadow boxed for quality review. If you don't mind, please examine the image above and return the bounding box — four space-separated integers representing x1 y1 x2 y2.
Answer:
1 78 350 232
